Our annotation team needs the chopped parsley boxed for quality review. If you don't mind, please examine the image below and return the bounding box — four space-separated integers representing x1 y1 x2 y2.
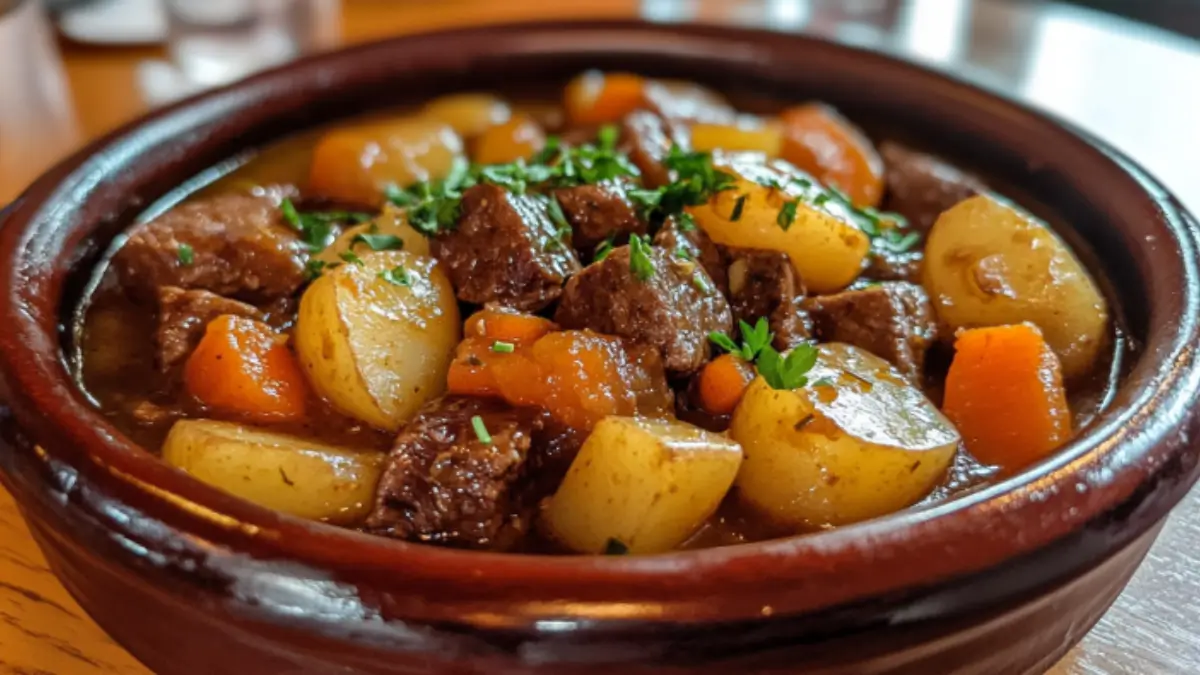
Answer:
385 158 477 235
756 342 819 390
629 146 736 224
304 259 333 280
692 271 713 295
604 538 629 555
377 265 411 287
676 212 697 232
628 233 656 281
176 243 194 266
673 246 694 261
350 232 404 251
593 234 616 262
542 195 573 249
730 194 748 221
709 317 821 391
339 250 365 266
709 318 773 362
491 341 515 354
471 415 492 445
777 199 799 231
280 198 371 252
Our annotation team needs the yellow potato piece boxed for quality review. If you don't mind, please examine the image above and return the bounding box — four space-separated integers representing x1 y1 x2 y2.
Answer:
543 417 743 554
314 204 430 266
294 250 460 431
308 117 463 206
687 152 870 293
690 117 784 156
162 419 385 524
421 92 511 138
732 343 958 529
922 194 1109 379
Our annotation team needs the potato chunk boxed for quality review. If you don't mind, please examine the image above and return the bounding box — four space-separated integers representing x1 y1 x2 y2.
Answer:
420 93 511 138
294 250 460 431
163 420 384 524
543 417 743 554
922 195 1108 379
687 152 870 293
313 204 430 266
731 343 958 528
308 117 463 206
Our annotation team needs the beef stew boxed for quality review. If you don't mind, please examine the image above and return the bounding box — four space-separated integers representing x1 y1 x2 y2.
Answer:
75 72 1122 555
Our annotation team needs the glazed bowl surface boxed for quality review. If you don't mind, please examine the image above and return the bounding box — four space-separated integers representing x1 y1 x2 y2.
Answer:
0 20 1198 675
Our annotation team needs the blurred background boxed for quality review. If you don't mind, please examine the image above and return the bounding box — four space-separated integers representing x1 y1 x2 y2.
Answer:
1 0 1197 207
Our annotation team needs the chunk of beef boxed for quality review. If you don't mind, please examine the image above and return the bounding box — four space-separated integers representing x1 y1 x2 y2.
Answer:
554 244 732 374
864 248 925 284
803 281 937 383
727 249 811 349
366 397 580 549
553 180 647 257
653 215 729 293
155 286 264 371
621 110 690 189
112 191 307 303
880 142 987 232
432 184 581 312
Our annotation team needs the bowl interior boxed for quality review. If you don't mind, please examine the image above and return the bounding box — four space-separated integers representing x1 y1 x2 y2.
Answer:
3 21 1198 628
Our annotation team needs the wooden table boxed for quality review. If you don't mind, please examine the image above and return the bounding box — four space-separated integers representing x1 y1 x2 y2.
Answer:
1 1 1198 672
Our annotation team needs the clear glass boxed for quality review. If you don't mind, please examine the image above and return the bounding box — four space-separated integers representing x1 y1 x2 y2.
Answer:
164 0 317 86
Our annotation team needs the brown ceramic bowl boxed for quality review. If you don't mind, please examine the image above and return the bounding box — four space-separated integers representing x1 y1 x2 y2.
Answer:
0 21 1198 675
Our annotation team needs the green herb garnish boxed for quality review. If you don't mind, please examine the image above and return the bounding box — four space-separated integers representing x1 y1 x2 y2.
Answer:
692 271 713 295
351 232 404 251
673 246 694 261
279 198 370 252
676 212 697 232
491 341 515 354
593 234 616 262
756 342 819 390
628 233 656 281
709 318 773 362
709 318 821 391
730 194 748 221
304 259 330 280
339 251 365 266
471 415 492 445
378 265 411 287
604 538 629 555
776 199 799 231
177 243 194 266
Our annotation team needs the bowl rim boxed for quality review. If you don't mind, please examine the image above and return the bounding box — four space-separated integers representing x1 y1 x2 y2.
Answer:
1 19 1199 627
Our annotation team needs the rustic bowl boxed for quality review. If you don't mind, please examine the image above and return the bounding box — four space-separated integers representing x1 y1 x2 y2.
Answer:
0 21 1197 675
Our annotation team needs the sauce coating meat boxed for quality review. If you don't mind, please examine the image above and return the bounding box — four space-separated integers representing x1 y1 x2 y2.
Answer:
77 71 1118 555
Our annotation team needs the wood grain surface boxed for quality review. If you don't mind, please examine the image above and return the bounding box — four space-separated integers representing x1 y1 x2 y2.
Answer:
0 1 1197 673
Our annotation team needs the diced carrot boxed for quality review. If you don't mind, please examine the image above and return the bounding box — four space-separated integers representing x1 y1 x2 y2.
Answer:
472 115 547 165
464 309 558 344
697 354 756 415
779 103 884 208
184 315 308 422
564 71 647 126
446 337 503 397
942 324 1072 470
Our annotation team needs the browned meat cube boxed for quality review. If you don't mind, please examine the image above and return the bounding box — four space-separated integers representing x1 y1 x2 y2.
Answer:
620 110 690 189
727 249 811 349
653 215 729 293
880 142 987 232
112 191 308 303
803 281 937 383
553 180 646 257
432 184 581 311
864 248 924 284
366 397 579 549
554 243 732 374
155 286 264 372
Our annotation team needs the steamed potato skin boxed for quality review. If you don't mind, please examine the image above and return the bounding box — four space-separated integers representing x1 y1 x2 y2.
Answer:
922 194 1108 379
731 343 959 529
308 117 464 206
543 416 743 554
314 204 430 266
295 250 460 431
687 152 870 293
162 419 385 524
